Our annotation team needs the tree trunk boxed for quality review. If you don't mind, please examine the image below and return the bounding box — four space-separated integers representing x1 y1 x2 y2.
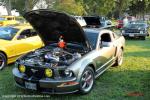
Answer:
25 0 30 12
5 0 12 15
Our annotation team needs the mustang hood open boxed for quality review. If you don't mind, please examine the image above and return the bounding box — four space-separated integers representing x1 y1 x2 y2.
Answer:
24 10 91 49
83 16 101 27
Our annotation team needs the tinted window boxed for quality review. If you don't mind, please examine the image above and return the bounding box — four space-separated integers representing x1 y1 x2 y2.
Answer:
0 27 18 40
126 23 146 28
7 17 13 20
85 32 98 49
19 29 37 39
0 18 5 21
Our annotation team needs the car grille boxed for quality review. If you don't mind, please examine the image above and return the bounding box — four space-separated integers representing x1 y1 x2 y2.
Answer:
25 67 46 79
125 29 140 33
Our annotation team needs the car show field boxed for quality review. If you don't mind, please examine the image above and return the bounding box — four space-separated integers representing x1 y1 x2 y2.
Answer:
0 37 149 100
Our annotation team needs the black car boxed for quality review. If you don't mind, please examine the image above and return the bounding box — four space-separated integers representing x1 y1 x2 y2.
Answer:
83 16 112 28
121 21 149 40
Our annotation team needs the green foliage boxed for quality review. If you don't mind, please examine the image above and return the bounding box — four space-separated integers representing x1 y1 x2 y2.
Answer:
11 0 25 15
76 0 115 16
53 0 84 15
1 0 149 18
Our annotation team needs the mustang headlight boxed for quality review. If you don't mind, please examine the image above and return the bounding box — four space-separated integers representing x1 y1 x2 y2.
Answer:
64 69 73 77
140 31 144 34
45 68 53 77
18 65 26 73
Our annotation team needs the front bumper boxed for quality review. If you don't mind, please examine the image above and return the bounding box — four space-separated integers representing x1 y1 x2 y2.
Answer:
123 33 147 38
13 68 79 94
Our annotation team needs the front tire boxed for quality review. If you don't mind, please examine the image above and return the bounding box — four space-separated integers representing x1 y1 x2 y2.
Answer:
0 52 7 70
79 67 95 94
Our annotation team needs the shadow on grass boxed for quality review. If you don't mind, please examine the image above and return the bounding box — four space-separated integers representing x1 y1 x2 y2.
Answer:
125 37 150 49
125 51 150 58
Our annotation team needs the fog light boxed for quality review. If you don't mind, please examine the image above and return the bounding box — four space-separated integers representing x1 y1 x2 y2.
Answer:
45 68 53 77
18 65 26 73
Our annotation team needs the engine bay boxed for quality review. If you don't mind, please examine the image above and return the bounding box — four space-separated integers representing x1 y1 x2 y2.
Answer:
21 44 86 67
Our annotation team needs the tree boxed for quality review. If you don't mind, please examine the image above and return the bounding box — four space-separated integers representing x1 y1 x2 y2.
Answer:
11 0 40 15
75 0 116 16
113 0 132 18
128 0 150 19
53 0 85 15
25 0 39 12
0 0 12 15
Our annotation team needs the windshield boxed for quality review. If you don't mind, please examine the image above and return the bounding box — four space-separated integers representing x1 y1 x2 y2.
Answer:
0 27 19 40
126 23 146 28
0 17 5 21
85 32 98 49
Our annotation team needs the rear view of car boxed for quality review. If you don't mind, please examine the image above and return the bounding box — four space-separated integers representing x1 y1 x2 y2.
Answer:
0 16 19 26
116 16 136 29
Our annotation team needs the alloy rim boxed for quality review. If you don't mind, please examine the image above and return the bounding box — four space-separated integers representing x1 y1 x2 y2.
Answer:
81 70 94 92
0 56 4 69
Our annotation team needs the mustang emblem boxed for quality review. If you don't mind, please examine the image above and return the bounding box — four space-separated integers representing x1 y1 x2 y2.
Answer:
31 69 38 73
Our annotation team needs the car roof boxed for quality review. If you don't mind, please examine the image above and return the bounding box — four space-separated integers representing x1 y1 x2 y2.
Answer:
84 28 100 33
84 27 110 34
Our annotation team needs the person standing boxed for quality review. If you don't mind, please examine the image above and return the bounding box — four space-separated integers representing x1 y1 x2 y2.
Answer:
123 16 128 27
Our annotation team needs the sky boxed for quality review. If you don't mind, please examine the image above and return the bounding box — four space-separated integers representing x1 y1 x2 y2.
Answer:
0 6 20 16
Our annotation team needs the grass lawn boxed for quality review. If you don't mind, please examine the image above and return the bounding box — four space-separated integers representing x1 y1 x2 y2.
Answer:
0 37 150 100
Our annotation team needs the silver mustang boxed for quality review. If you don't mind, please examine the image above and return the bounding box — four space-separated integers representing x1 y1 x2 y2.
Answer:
13 10 125 94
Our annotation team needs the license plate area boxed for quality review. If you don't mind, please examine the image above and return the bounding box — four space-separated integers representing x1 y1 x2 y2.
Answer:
129 34 134 37
25 82 37 90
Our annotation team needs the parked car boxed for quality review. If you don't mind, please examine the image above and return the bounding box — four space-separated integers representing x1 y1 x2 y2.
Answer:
0 24 43 70
121 21 149 40
0 16 19 26
13 10 125 94
83 16 101 28
83 16 112 28
116 16 136 28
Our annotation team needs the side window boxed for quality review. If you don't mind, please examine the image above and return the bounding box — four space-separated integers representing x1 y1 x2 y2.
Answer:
18 29 37 40
30 29 37 36
100 33 112 47
7 17 13 20
101 33 112 42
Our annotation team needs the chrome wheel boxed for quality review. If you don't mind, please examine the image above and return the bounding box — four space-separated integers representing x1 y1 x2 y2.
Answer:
0 53 6 70
80 67 94 93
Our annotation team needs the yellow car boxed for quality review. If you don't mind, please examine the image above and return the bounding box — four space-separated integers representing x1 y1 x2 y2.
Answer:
0 24 43 70
0 16 19 26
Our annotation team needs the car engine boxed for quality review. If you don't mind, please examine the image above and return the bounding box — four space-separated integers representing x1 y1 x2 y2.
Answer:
22 46 83 67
